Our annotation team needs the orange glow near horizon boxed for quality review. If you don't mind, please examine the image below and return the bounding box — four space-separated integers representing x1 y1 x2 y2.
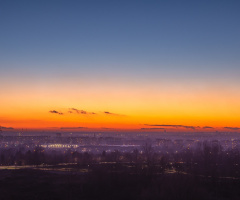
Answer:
1 78 240 132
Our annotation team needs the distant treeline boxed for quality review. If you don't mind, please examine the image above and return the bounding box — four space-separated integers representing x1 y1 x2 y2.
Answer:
0 141 240 179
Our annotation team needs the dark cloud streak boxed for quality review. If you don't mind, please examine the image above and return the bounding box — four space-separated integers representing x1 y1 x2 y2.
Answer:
0 126 14 130
49 110 63 115
224 127 240 130
144 124 201 130
69 108 95 115
203 126 214 129
60 127 87 130
104 111 112 115
103 111 124 116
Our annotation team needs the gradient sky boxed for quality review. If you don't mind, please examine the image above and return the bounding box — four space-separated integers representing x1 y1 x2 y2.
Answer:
1 0 240 131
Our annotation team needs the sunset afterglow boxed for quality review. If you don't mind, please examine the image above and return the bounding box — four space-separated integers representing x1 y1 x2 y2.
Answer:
1 1 240 132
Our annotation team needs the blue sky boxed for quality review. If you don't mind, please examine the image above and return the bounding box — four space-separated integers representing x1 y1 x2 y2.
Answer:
1 0 240 80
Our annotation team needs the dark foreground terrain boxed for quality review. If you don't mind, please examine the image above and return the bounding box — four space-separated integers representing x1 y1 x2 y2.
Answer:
0 168 240 200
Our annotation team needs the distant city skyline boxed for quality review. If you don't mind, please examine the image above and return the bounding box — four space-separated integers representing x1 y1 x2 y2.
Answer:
1 0 240 131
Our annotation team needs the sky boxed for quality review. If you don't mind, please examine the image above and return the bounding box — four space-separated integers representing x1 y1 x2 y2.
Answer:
1 0 240 132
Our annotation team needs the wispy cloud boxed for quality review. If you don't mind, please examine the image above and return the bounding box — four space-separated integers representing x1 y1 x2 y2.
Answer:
60 127 87 130
0 126 14 130
144 124 200 130
203 126 214 129
224 127 240 130
50 108 122 116
104 111 113 115
103 111 124 116
69 108 96 115
49 110 63 115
